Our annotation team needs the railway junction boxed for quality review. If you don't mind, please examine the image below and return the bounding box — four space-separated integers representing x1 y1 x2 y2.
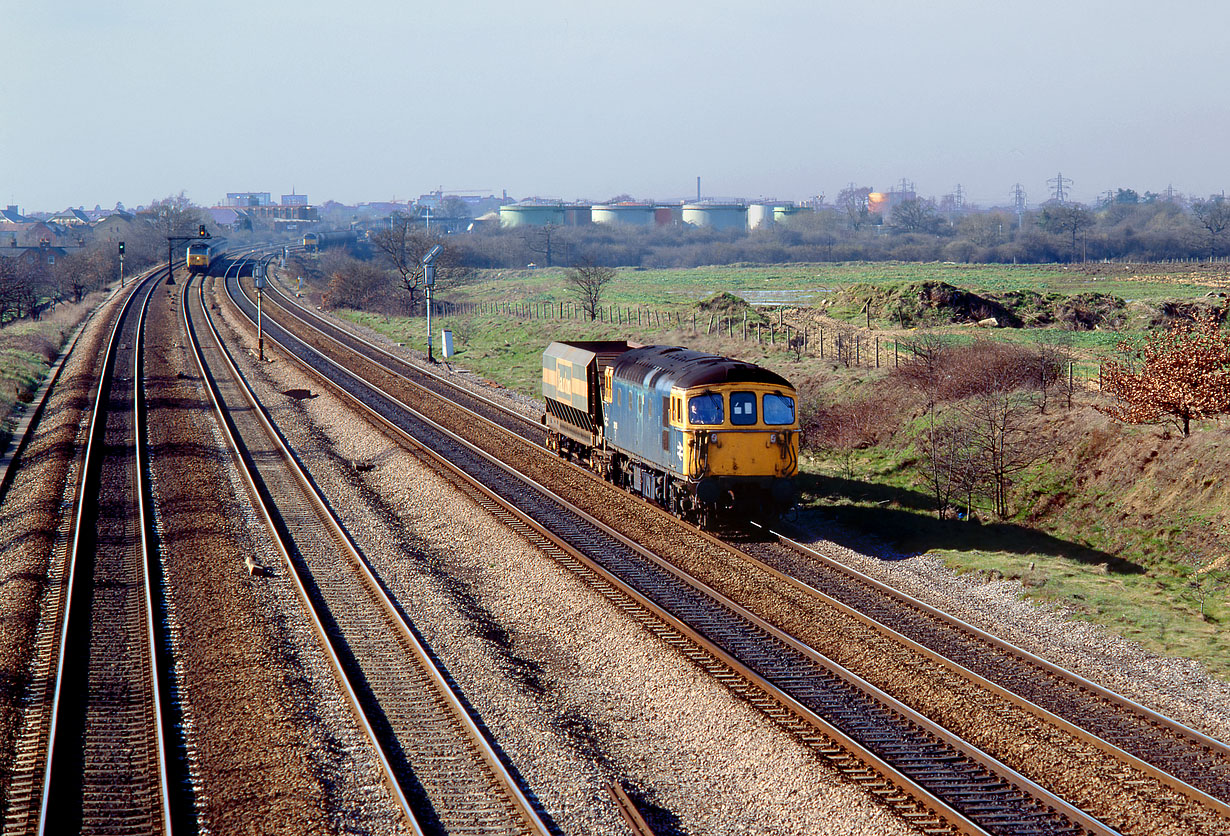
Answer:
0 246 1228 835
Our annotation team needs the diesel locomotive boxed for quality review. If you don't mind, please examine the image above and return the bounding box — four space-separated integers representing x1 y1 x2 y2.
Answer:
302 230 357 253
543 341 799 526
185 239 225 274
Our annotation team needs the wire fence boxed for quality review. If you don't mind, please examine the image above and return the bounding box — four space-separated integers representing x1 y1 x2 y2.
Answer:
432 298 1107 389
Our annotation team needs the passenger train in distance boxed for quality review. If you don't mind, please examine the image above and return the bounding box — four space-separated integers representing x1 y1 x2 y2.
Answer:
543 341 799 527
302 230 357 253
185 238 226 274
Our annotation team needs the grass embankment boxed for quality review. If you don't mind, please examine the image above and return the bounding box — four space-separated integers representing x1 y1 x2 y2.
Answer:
320 260 1230 678
0 296 101 452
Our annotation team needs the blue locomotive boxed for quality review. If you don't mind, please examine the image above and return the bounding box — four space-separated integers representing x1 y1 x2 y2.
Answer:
544 341 799 526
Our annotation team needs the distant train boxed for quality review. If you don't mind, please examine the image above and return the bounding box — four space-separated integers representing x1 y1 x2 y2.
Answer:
186 238 226 274
302 230 357 253
543 341 799 526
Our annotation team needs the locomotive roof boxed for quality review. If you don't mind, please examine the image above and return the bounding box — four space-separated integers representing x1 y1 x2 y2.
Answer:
613 345 792 390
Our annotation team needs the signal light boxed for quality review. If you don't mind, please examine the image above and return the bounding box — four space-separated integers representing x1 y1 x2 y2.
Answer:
199 224 207 236
118 241 125 254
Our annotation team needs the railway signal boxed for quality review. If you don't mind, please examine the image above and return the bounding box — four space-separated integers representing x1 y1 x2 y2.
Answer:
422 245 442 362
254 263 268 361
118 241 125 287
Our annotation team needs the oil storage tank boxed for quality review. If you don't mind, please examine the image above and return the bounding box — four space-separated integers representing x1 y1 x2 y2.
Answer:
591 203 655 226
747 204 775 229
500 203 566 227
682 202 747 230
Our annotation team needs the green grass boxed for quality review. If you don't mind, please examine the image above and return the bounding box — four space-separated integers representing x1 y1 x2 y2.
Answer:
0 344 59 453
448 261 1221 311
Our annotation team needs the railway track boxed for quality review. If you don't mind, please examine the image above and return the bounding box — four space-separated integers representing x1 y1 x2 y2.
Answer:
251 264 1230 823
193 258 551 835
217 265 1129 835
4 267 174 836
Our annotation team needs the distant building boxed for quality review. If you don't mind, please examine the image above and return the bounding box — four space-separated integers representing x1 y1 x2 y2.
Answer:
0 219 63 247
225 192 272 207
207 207 245 230
90 212 139 243
47 208 92 227
0 242 70 269
281 193 309 206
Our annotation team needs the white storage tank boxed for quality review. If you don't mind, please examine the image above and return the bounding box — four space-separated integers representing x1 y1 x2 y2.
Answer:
591 203 654 226
681 202 747 230
747 204 775 229
500 203 566 227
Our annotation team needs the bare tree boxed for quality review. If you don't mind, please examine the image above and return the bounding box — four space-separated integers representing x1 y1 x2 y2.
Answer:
1192 196 1230 260
565 259 616 320
805 396 889 481
322 260 389 311
524 223 566 267
142 192 204 239
958 381 1050 518
1037 203 1094 261
890 198 942 234
836 185 872 231
916 415 983 519
370 214 468 313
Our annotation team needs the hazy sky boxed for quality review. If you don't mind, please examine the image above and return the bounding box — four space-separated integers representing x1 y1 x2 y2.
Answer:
4 0 1228 212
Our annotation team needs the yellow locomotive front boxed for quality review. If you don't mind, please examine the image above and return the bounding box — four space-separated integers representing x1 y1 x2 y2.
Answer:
185 242 213 274
673 381 799 516
677 382 798 480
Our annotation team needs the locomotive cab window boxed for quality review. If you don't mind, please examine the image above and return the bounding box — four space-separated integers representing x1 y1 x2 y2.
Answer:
763 393 796 425
730 391 757 426
687 392 723 425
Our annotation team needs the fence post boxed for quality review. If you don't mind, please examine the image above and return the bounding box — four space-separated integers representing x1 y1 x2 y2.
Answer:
876 336 880 368
819 324 824 358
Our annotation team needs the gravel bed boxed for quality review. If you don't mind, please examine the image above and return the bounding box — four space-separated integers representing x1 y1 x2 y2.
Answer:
141 277 405 835
0 283 132 814
219 279 913 834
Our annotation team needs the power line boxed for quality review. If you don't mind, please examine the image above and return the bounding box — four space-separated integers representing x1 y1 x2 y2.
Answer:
1011 183 1027 228
1048 172 1073 203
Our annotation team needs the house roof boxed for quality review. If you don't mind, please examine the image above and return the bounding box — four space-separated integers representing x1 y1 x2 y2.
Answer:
48 208 91 225
207 207 241 226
